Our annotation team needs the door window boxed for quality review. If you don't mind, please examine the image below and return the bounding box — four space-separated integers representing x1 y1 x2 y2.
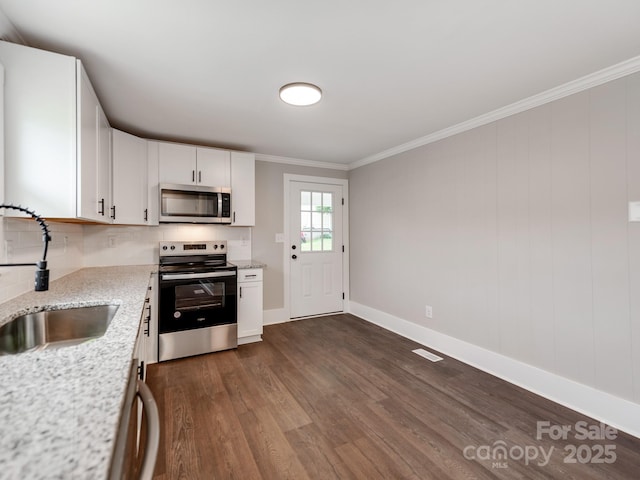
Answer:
300 190 333 252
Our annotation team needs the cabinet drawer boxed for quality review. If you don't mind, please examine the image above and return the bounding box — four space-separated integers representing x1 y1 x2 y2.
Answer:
238 269 263 282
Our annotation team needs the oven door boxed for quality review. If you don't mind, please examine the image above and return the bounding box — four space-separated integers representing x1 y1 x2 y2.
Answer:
159 270 237 334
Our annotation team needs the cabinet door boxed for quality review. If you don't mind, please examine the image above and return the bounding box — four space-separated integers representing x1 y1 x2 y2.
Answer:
196 147 230 187
77 63 104 222
230 152 255 226
112 129 148 224
141 275 158 365
158 142 197 184
146 141 160 225
238 278 263 339
145 274 159 364
98 105 112 222
0 41 77 218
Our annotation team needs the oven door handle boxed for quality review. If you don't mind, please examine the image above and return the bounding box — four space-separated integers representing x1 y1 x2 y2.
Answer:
161 271 236 281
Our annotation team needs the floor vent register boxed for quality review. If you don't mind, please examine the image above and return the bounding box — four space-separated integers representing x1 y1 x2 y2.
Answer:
412 348 443 362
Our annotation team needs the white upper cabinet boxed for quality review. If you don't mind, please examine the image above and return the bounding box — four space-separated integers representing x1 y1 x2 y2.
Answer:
77 64 101 221
158 141 230 187
196 147 230 187
112 129 149 225
158 142 196 185
0 40 257 226
97 104 112 221
230 151 255 226
78 66 112 223
0 41 110 222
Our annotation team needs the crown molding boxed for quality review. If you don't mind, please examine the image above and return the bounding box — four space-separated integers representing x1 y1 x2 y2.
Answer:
255 153 349 171
349 54 640 170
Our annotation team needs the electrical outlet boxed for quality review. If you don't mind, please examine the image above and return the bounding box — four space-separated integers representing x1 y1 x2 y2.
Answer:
108 235 117 248
425 305 433 319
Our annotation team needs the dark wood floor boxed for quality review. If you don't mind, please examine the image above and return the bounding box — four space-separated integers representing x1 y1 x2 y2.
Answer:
147 314 640 479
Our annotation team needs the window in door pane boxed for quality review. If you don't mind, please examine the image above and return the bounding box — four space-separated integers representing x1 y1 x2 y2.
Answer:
300 190 333 252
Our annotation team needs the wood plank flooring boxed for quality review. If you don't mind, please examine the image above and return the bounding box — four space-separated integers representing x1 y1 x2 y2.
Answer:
147 314 640 479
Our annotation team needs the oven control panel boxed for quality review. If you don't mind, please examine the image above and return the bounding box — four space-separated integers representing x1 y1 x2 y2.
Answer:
159 241 227 256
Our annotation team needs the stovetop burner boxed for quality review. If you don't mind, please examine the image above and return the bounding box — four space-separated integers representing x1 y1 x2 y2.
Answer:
158 241 235 272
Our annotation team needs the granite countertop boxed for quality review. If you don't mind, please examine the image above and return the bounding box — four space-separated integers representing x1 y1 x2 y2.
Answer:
0 265 155 480
231 259 266 269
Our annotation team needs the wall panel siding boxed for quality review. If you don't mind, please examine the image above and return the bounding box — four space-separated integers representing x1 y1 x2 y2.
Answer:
349 72 640 403
425 139 459 336
589 79 633 398
497 115 525 359
627 73 640 404
549 91 595 385
527 104 555 371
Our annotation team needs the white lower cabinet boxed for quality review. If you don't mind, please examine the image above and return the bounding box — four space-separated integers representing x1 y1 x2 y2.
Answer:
144 273 159 365
136 273 158 373
237 268 263 344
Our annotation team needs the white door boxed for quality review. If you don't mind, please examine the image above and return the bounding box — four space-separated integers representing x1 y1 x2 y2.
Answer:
289 181 344 318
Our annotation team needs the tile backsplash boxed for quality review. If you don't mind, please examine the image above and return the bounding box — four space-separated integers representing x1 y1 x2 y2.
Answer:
0 217 83 303
82 223 252 266
0 218 251 303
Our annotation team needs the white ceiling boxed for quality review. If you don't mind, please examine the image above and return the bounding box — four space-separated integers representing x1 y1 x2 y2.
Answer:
1 1 640 167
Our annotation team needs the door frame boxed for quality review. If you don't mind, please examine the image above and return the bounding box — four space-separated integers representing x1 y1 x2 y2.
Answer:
283 174 350 320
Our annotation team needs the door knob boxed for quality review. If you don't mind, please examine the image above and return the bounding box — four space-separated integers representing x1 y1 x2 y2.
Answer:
292 245 297 250
292 254 297 260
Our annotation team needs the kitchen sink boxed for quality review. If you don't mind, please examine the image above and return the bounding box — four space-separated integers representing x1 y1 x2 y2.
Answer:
0 304 119 355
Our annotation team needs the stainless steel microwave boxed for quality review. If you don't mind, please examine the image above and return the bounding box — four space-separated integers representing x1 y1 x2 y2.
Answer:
159 184 231 223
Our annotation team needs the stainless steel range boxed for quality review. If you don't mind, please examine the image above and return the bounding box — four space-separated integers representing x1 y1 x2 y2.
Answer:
158 241 237 362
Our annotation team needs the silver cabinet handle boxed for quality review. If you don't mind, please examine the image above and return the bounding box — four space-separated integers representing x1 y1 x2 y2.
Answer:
136 380 159 480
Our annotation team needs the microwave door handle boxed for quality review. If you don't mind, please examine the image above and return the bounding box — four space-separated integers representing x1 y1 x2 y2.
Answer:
161 271 236 281
218 193 223 218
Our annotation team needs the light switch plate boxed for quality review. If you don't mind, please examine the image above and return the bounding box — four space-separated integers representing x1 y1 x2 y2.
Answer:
629 201 640 222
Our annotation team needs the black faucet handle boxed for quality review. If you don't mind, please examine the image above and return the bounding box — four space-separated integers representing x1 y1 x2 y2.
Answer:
35 261 49 292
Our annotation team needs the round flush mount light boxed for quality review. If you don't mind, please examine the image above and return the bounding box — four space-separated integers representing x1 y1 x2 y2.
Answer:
279 82 322 106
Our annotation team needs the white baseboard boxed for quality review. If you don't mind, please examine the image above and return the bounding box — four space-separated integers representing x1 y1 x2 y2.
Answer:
263 308 289 326
349 301 640 439
238 334 262 346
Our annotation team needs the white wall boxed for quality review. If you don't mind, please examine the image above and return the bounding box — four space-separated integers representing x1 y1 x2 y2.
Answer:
349 72 640 405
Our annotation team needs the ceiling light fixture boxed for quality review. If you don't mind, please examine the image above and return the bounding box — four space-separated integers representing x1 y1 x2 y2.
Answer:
279 82 322 106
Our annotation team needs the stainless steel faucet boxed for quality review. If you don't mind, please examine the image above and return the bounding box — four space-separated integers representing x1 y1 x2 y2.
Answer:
0 204 51 291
